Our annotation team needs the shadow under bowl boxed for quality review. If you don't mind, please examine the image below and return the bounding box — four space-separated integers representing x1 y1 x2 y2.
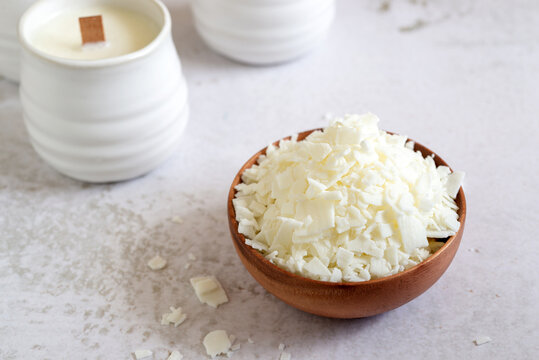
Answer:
227 129 466 318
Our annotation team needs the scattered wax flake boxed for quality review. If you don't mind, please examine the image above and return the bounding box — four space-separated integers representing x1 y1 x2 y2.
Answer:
161 307 187 327
280 352 291 360
203 330 232 357
167 351 183 360
190 276 229 308
147 255 167 270
171 216 184 224
134 350 153 359
188 253 197 261
474 336 492 346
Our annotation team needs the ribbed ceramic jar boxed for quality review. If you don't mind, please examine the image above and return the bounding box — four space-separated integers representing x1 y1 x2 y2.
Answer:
0 0 36 82
19 0 189 183
191 0 335 65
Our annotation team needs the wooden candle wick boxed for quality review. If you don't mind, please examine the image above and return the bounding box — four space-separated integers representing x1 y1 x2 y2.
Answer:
79 15 106 45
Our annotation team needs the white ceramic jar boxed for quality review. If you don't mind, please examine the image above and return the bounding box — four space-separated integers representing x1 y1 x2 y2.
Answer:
0 0 36 82
191 0 336 65
19 0 189 183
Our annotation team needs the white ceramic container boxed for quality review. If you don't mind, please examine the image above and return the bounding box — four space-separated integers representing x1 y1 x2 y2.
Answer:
19 0 189 183
0 0 36 82
191 0 336 65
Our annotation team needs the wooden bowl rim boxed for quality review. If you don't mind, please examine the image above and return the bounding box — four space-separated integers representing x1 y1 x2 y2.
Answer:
227 128 467 288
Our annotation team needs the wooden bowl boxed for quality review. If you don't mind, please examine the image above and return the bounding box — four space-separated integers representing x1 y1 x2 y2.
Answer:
227 129 466 319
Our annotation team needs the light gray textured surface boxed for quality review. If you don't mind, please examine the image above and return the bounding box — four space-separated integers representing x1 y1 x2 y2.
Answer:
1 0 538 359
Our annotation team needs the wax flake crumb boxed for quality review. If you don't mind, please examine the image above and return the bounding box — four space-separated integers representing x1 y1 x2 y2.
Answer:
231 343 241 351
147 255 167 270
247 338 254 344
188 253 197 261
190 276 229 308
280 352 291 360
184 263 192 269
171 216 184 224
229 335 236 344
474 336 492 346
134 350 153 359
203 330 232 357
167 351 183 360
278 344 285 351
234 113 463 282
161 307 187 327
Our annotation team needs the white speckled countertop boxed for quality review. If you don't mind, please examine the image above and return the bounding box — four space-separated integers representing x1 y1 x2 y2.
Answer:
1 0 538 359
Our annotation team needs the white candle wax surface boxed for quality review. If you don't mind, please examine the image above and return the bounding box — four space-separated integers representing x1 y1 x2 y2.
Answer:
29 5 160 60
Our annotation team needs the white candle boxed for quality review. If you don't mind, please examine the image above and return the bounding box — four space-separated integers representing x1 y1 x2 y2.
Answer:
19 0 189 183
29 5 160 60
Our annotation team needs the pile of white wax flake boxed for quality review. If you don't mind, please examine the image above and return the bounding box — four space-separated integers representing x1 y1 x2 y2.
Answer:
233 114 464 282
